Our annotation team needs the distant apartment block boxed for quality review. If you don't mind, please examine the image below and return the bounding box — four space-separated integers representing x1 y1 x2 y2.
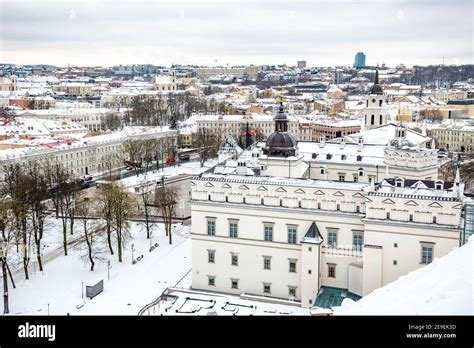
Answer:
428 124 474 155
297 60 307 69
311 119 361 141
196 65 258 80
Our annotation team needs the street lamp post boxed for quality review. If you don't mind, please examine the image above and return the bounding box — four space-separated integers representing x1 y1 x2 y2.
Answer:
81 281 84 299
131 244 135 263
107 260 111 281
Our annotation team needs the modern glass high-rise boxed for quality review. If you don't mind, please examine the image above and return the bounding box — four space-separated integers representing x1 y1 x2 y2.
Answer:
354 52 366 68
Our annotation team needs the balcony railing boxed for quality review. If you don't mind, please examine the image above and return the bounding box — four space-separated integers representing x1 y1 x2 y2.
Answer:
321 245 363 258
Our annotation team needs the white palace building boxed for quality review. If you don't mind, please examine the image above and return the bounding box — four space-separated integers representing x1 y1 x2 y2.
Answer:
190 96 467 309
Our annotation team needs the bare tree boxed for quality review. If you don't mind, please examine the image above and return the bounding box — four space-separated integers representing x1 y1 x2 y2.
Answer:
26 162 48 272
44 163 77 256
156 139 169 172
98 184 115 255
139 182 155 240
0 106 16 123
101 112 122 131
142 139 158 175
103 153 120 182
192 129 219 167
75 199 105 271
156 185 178 245
0 196 17 314
419 109 444 122
123 140 144 177
438 163 454 181
111 184 132 262
2 164 31 279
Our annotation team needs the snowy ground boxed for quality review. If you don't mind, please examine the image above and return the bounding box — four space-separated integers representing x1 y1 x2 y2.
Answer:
142 288 309 316
333 236 474 315
7 221 192 315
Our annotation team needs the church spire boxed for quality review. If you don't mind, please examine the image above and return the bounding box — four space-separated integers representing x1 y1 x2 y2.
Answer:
370 68 383 95
274 96 289 132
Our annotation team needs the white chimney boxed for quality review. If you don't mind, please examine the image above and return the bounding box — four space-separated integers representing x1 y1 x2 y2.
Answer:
319 135 325 148
357 137 364 152
339 137 345 150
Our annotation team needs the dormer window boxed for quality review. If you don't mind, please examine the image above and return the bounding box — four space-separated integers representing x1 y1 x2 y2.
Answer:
395 178 404 188
356 155 362 162
358 168 364 176
341 155 346 160
312 153 317 159
320 168 326 175
326 154 332 160
435 180 443 190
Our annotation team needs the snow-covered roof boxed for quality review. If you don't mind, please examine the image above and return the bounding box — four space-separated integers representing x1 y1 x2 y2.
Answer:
298 142 386 166
348 124 430 146
196 172 370 192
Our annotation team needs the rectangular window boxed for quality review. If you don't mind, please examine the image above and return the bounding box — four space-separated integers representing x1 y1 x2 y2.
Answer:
393 260 398 265
338 174 345 182
229 221 238 238
327 231 337 248
208 276 215 286
231 254 239 266
328 264 336 278
263 283 271 294
288 286 297 297
264 225 273 241
386 212 390 219
207 219 216 235
288 226 297 244
231 279 239 289
353 233 364 251
409 214 414 222
421 245 433 264
208 250 215 263
263 257 271 270
353 174 358 182
289 260 297 273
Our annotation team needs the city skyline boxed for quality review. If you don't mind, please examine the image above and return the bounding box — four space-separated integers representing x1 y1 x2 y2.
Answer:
0 0 472 68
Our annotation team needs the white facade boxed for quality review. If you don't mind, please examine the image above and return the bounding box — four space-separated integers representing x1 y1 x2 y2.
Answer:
190 171 463 308
193 113 313 141
0 128 177 179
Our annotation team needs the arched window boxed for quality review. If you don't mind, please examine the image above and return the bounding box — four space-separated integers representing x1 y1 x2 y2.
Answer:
371 115 375 125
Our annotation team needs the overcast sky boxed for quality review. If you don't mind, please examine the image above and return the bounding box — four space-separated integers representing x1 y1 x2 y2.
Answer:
0 0 472 68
